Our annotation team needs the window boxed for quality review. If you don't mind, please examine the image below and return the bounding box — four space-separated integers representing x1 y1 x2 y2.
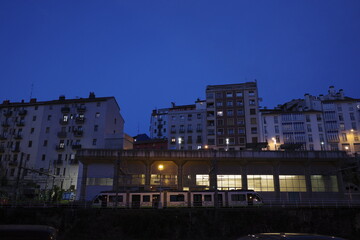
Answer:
227 110 233 116
237 119 244 125
218 138 224 144
251 127 257 134
237 109 244 116
143 195 150 202
215 92 222 98
350 112 355 121
247 175 274 192
170 194 185 202
217 111 223 117
226 92 232 98
227 101 233 107
307 124 312 132
217 120 223 126
28 141 32 148
216 102 223 107
30 128 34 134
248 91 255 97
238 128 245 134
279 175 306 192
46 127 50 133
236 101 243 106
275 125 279 134
227 118 234 125
274 116 278 124
43 140 48 147
217 175 242 190
236 92 243 97
92 139 97 146
95 112 100 118
318 124 323 132
42 154 46 161
249 100 255 105
34 106 38 110
94 125 98 131
204 195 212 202
306 115 310 122
47 115 52 121
171 138 176 144
250 118 257 124
250 109 256 115
187 114 192 121
196 175 209 186
341 133 347 141
308 134 313 142
311 175 338 192
197 114 201 119
338 113 344 121
228 129 234 135
231 194 246 201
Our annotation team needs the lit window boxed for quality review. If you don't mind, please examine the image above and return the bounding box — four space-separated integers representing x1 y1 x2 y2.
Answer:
217 175 241 190
247 175 274 192
217 111 223 117
279 175 306 192
311 175 338 192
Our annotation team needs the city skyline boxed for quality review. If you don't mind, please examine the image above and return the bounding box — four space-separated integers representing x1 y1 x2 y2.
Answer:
1 0 360 136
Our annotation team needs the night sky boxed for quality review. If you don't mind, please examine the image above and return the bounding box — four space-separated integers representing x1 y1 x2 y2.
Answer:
1 0 359 136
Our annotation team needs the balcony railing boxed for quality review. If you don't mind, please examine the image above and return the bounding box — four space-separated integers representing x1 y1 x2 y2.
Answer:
73 130 83 137
57 131 67 138
1 122 10 128
56 145 65 151
72 144 82 150
14 134 23 140
12 146 20 152
77 106 87 113
59 119 69 125
18 109 27 116
61 107 70 113
53 160 63 165
75 117 85 124
8 161 18 166
3 110 12 117
16 121 25 127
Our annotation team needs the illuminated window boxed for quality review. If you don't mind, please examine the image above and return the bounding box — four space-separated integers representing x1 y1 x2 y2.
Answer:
247 175 274 192
217 111 223 117
279 175 306 192
217 175 241 190
196 175 209 186
311 175 338 192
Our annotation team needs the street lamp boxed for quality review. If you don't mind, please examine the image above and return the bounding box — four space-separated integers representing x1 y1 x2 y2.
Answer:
226 138 229 151
272 137 277 151
178 137 182 150
321 141 325 151
158 164 164 208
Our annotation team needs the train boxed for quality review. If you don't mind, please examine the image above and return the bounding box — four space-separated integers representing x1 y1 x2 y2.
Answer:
92 190 263 208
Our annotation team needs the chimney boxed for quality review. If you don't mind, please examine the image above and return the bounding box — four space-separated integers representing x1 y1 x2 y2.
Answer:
59 95 65 101
30 98 37 103
89 92 96 99
328 86 336 95
339 89 344 99
171 102 176 108
2 100 10 105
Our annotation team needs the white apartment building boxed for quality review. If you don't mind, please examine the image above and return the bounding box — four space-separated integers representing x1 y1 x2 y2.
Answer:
260 86 360 154
167 100 207 150
0 93 124 197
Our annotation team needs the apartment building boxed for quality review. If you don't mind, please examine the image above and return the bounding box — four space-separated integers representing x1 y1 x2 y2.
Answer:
149 108 169 139
205 82 261 150
167 100 207 150
260 86 360 154
0 93 124 196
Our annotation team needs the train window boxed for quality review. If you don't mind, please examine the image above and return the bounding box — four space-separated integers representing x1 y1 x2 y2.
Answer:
231 194 246 201
170 194 185 202
143 195 150 202
204 195 212 202
109 195 123 202
93 196 100 203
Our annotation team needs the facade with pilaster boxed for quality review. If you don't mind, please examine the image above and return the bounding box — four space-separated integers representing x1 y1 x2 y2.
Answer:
77 149 345 202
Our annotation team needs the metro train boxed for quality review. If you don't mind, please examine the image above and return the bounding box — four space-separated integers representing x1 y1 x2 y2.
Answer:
92 190 263 208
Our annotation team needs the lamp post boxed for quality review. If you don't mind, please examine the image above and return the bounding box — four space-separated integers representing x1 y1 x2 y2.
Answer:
226 138 229 151
321 141 325 151
178 137 182 150
158 164 164 208
272 137 277 151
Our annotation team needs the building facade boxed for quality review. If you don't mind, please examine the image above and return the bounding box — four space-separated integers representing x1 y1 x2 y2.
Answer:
0 93 124 197
77 149 346 202
205 82 261 150
260 86 360 154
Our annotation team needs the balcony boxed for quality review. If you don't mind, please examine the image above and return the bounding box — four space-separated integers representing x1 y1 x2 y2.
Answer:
53 159 63 165
72 144 82 150
14 133 23 140
69 159 79 165
3 110 12 117
1 121 10 128
16 120 25 127
9 161 18 166
61 107 70 113
56 145 65 151
59 119 69 125
12 146 20 152
57 131 67 138
73 130 83 137
77 106 87 113
18 109 27 116
75 117 85 124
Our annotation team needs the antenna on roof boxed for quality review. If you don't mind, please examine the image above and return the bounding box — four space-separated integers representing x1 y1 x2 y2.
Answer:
30 83 34 99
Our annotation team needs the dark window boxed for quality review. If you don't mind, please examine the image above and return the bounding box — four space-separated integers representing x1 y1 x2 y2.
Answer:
231 194 246 201
170 194 185 202
143 195 150 202
204 195 212 202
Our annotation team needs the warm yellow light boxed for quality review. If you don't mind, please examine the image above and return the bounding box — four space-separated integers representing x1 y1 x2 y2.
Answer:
204 145 208 149
158 164 164 171
351 129 354 132
345 146 349 150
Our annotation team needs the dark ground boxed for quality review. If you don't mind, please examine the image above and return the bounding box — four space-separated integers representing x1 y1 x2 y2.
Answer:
0 207 359 240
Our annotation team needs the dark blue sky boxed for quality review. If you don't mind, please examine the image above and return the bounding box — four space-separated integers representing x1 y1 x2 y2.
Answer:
1 0 360 136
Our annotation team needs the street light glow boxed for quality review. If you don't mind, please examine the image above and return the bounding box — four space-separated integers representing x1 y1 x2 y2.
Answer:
158 164 164 171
